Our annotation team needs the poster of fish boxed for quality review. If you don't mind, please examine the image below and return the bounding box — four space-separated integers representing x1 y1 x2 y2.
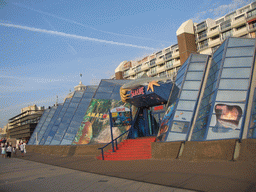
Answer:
72 99 131 145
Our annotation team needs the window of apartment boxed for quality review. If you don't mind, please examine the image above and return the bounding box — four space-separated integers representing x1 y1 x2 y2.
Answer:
216 18 224 25
166 60 173 68
220 19 231 31
156 51 162 57
211 35 220 41
252 1 256 9
159 71 166 77
165 48 171 53
150 58 156 66
222 29 233 40
196 21 206 31
238 6 250 14
198 30 207 40
165 52 172 60
225 11 236 20
210 26 218 31
236 24 246 31
150 67 157 75
199 39 208 49
247 8 256 18
249 20 256 30
235 14 245 20
171 44 179 50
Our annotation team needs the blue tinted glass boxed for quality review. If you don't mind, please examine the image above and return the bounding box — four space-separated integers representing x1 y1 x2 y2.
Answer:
226 47 255 57
183 81 201 90
94 93 112 99
228 38 255 47
216 90 247 102
186 72 204 80
221 68 251 78
219 79 249 90
224 57 253 67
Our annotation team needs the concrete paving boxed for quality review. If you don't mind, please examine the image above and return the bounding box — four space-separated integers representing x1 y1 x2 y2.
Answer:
1 151 256 192
0 157 194 192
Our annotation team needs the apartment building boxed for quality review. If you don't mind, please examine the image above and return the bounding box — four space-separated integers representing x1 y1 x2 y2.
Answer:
115 1 256 80
8 105 44 140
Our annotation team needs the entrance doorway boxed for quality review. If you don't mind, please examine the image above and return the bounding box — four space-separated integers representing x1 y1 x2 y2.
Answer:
128 107 162 139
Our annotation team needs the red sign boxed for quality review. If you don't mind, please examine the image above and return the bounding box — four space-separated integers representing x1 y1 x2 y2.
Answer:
154 105 164 111
131 87 145 97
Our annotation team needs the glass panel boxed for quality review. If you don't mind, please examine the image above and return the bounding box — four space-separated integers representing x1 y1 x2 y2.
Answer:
225 47 255 57
188 63 205 71
228 38 255 47
170 121 190 133
186 72 204 80
182 81 201 90
221 68 251 78
190 55 208 62
74 91 84 98
173 111 193 121
224 57 253 67
94 93 112 99
176 100 196 111
206 126 240 140
219 79 249 90
216 91 247 102
180 90 198 100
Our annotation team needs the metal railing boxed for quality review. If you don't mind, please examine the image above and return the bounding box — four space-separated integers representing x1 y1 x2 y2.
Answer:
98 127 131 160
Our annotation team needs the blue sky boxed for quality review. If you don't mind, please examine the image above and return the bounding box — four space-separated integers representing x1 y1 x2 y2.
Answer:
0 0 254 128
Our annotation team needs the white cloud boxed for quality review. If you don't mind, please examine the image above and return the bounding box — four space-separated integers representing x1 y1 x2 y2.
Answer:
0 22 156 50
12 3 172 44
192 0 254 22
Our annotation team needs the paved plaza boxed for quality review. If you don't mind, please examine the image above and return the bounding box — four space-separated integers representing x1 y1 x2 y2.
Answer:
0 156 195 192
0 151 255 192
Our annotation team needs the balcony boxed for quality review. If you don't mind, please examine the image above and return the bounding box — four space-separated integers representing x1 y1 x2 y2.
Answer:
208 27 220 37
173 60 181 68
195 25 207 33
141 63 150 71
233 27 248 37
208 38 221 48
246 9 256 22
231 16 246 28
156 65 166 74
172 51 180 59
196 33 208 42
156 57 165 65
197 43 209 51
248 23 256 33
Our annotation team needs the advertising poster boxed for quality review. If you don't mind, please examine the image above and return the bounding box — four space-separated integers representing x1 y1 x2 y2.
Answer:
212 103 243 133
72 99 131 145
156 102 176 141
111 107 132 127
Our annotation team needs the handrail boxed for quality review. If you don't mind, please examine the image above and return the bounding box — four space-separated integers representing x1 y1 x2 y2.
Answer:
98 127 131 160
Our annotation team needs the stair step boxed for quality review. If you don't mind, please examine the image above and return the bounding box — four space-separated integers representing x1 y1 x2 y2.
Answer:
97 137 156 161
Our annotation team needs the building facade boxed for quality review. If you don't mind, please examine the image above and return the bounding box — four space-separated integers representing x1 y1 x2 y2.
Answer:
115 1 256 80
8 105 44 141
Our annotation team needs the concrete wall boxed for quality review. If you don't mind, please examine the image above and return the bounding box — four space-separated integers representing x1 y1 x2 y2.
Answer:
180 139 238 161
26 144 112 157
237 139 256 162
151 141 183 159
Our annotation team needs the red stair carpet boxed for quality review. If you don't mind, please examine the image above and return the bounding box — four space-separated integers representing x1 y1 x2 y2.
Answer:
97 137 156 161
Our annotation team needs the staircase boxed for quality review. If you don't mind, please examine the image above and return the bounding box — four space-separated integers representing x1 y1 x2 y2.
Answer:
97 137 156 161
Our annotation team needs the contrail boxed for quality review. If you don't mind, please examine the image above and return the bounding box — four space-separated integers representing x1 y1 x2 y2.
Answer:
12 2 172 44
0 22 156 50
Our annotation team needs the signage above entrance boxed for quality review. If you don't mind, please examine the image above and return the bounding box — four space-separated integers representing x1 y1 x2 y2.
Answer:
131 87 145 98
